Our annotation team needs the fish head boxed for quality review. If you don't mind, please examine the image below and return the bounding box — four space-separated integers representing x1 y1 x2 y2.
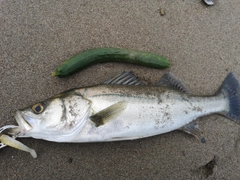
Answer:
15 92 91 142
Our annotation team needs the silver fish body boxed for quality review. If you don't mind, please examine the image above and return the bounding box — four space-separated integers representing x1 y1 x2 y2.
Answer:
15 72 240 143
72 85 226 142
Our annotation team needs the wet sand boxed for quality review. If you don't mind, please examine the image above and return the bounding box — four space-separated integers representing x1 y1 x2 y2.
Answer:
1 1 240 179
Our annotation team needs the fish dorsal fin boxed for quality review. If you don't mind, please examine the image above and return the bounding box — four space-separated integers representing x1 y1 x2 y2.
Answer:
90 101 127 127
157 73 189 94
104 71 144 85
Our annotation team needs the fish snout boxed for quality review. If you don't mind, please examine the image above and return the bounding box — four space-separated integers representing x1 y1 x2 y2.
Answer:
14 111 32 133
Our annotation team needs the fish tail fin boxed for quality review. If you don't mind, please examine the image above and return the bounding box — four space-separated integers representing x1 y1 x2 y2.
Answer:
219 72 240 124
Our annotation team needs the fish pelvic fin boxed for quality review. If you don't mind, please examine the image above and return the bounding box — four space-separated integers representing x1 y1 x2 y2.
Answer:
219 72 240 124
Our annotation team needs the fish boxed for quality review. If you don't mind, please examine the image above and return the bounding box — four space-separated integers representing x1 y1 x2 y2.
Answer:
13 71 240 143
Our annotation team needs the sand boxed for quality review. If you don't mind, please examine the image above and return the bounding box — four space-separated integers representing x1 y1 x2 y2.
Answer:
1 0 240 179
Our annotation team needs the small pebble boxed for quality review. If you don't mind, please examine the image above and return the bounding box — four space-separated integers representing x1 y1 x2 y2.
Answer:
203 0 214 6
159 8 165 16
201 137 206 143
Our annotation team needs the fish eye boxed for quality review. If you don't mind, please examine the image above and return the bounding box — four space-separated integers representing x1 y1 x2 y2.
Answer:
32 103 44 114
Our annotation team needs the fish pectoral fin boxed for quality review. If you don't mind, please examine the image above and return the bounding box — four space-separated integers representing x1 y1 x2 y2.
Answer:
103 71 145 86
90 101 128 127
157 73 189 94
179 122 206 143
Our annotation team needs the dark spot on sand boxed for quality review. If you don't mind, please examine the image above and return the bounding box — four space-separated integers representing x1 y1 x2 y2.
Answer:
202 156 217 177
201 137 206 143
67 157 73 163
193 156 218 178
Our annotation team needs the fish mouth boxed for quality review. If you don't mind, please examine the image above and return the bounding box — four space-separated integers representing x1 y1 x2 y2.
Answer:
14 111 32 133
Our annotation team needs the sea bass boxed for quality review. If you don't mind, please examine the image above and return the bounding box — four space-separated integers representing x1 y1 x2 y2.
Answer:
14 72 240 142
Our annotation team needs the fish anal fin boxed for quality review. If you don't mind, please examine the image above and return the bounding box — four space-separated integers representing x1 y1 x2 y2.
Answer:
157 73 189 94
104 71 144 86
180 122 206 143
90 101 127 127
